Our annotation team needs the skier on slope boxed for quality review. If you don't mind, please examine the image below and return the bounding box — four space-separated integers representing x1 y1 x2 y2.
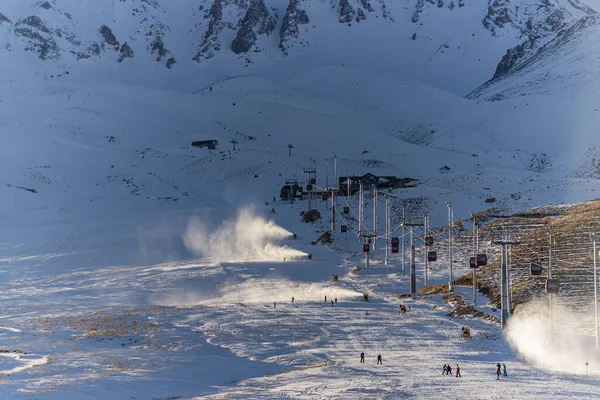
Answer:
447 364 452 375
496 363 501 380
503 363 507 377
377 354 382 365
455 364 461 378
360 352 365 363
443 364 448 375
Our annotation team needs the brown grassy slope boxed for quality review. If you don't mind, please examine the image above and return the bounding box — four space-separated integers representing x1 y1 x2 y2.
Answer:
456 200 600 311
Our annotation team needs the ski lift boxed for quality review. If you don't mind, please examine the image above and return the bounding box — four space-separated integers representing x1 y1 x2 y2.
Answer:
362 243 370 253
546 279 559 294
427 251 437 262
306 184 313 191
391 236 400 246
425 236 434 247
469 257 477 269
392 246 399 253
343 206 350 214
476 253 488 267
530 263 543 276
341 225 348 233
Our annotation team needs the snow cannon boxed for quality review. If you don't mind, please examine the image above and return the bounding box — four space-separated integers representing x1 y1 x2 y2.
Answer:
363 293 369 302
399 304 407 314
307 253 313 260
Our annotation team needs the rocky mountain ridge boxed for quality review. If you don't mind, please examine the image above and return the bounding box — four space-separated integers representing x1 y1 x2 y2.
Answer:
0 0 597 95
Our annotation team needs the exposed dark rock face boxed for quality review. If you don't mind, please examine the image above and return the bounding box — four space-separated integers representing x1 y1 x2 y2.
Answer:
0 12 12 25
339 0 355 23
279 0 309 54
166 57 177 69
360 0 374 12
99 25 120 50
150 36 169 61
231 22 257 54
230 0 275 54
356 8 366 22
483 2 512 33
40 1 52 10
117 42 134 63
193 0 224 61
14 16 60 60
75 41 101 60
492 36 536 78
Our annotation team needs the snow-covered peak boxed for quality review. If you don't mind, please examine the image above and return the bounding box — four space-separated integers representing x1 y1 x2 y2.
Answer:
0 0 594 94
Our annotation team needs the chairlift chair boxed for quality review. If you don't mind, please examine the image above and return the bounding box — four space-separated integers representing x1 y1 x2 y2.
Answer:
343 206 350 214
306 184 313 191
362 243 370 253
341 225 348 233
476 253 488 266
530 263 543 276
469 257 477 269
546 279 559 294
427 251 437 262
425 236 434 247
310 178 316 184
391 246 399 253
391 237 400 246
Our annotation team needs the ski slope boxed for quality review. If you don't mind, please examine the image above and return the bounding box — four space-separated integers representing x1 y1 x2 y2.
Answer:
3 5 600 394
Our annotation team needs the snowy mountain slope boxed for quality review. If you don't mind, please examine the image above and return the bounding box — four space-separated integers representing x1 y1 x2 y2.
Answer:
3 64 600 261
0 0 594 94
470 14 600 100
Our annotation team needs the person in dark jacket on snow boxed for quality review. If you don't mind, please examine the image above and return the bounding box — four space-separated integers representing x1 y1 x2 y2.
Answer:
360 352 365 363
455 364 461 378
496 363 501 379
447 364 452 375
443 364 447 375
377 354 382 364
503 363 507 376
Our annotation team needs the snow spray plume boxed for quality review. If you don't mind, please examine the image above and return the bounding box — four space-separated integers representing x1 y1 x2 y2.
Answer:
183 207 307 263
154 279 362 306
507 297 600 375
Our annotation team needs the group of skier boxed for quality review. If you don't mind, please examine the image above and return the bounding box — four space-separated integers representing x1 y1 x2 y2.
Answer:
274 296 338 308
360 352 382 365
442 364 461 377
442 363 507 379
496 363 507 379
